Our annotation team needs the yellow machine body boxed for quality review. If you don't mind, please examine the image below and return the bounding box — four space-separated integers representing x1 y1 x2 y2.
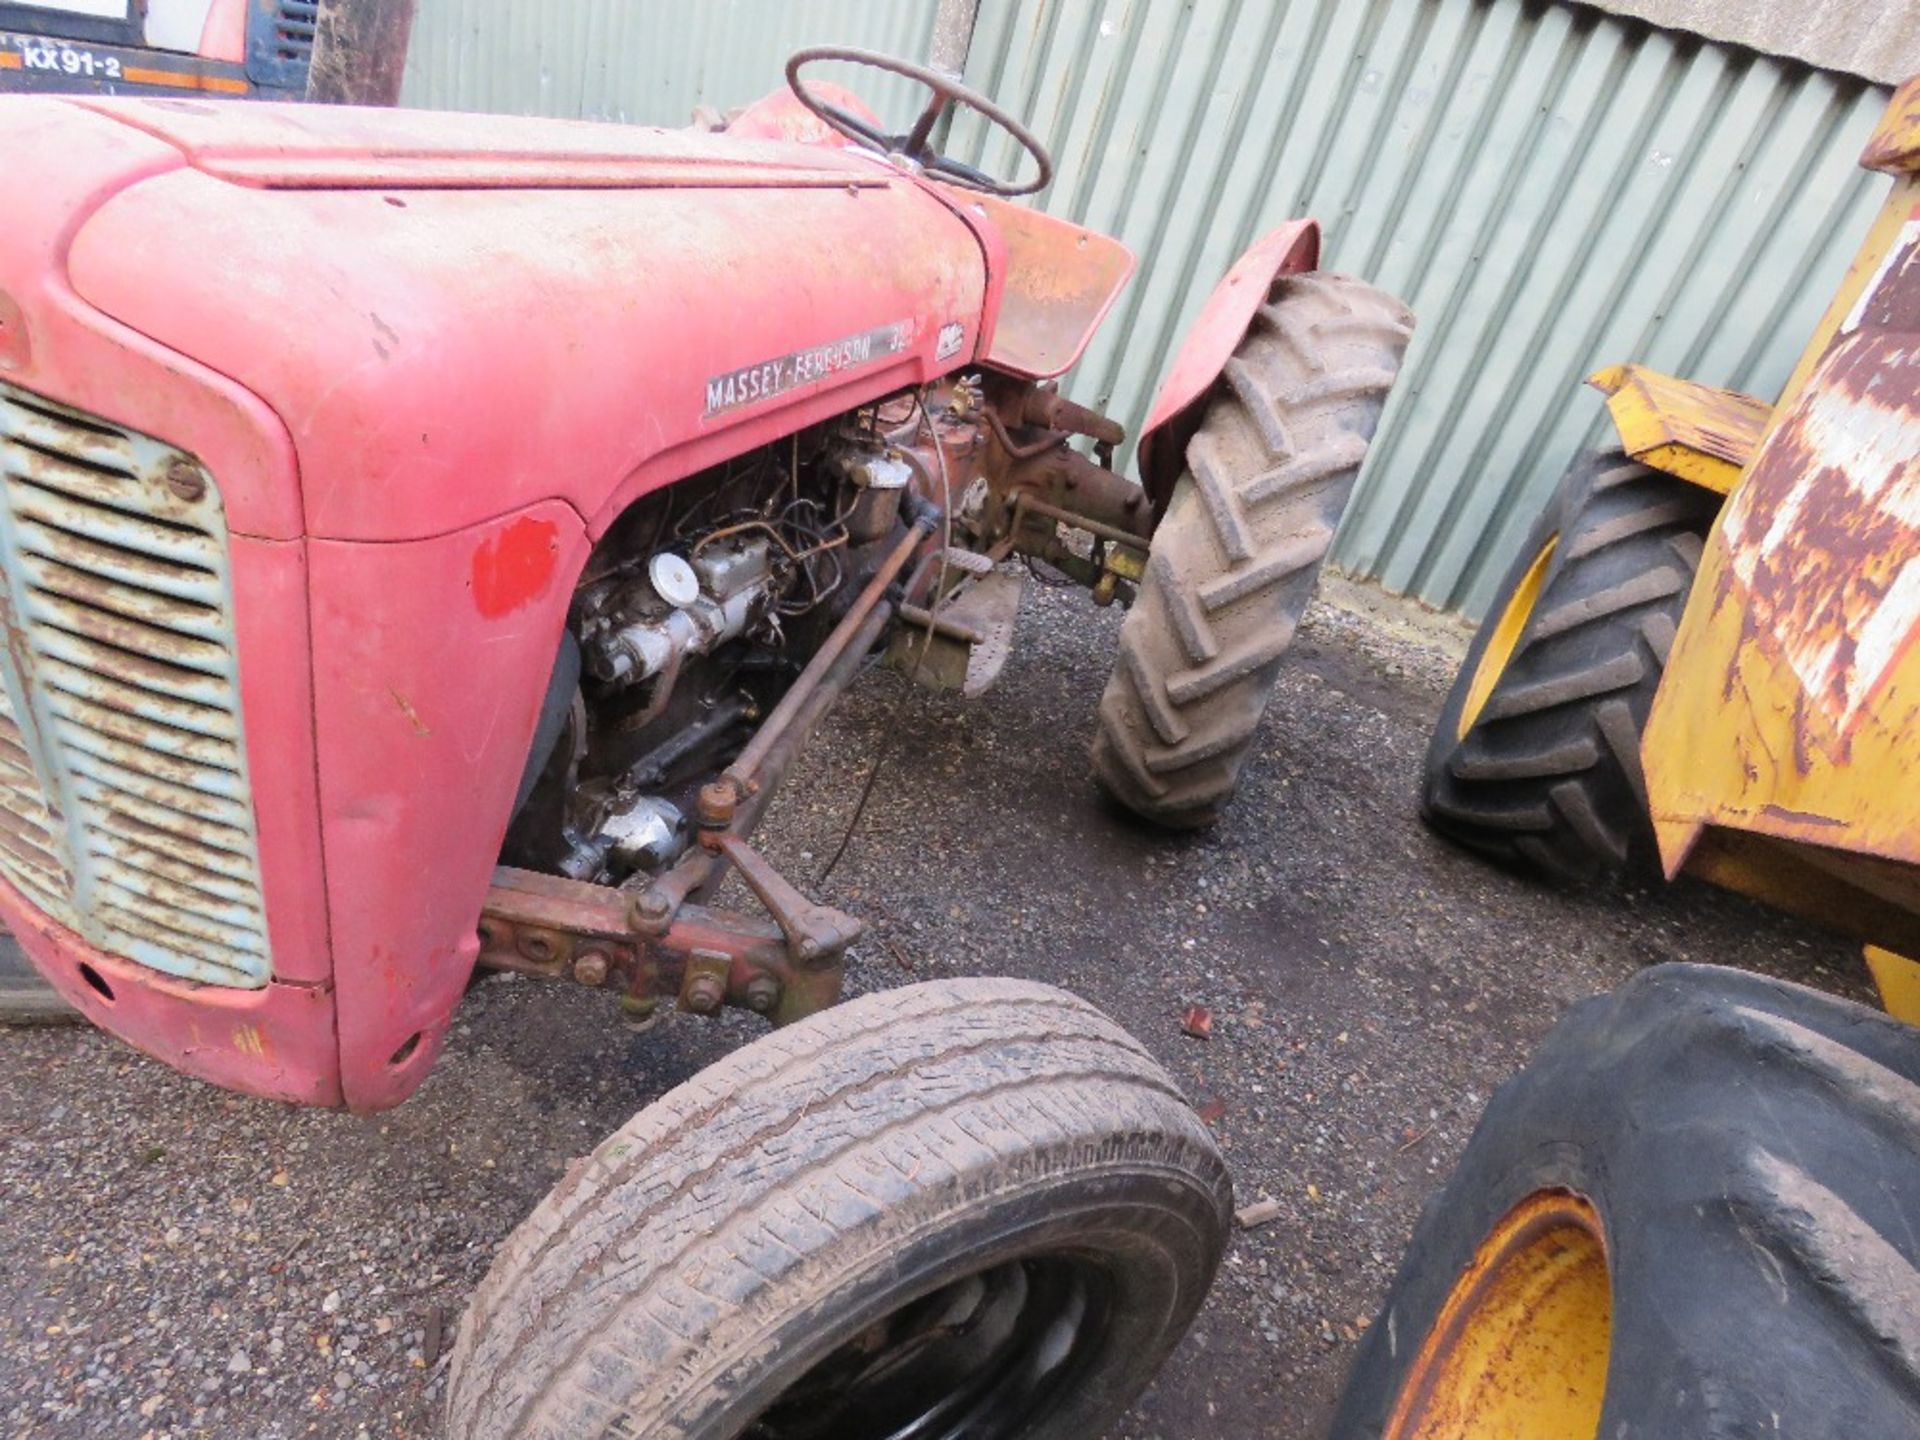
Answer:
1629 78 1920 985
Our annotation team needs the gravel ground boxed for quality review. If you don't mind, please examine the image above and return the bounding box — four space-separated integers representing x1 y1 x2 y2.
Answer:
0 581 1864 1439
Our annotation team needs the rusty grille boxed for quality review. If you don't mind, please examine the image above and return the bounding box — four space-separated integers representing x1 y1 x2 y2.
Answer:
0 684 71 915
0 382 272 988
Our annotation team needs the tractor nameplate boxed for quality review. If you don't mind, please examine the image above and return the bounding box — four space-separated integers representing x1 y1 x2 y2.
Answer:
703 321 913 418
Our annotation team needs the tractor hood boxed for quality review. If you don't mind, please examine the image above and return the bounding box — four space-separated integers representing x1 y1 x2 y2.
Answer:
0 96 990 542
58 95 889 190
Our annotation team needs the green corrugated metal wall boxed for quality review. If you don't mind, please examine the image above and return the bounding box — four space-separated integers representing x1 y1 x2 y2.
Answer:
399 0 1891 619
953 0 1888 616
399 0 944 125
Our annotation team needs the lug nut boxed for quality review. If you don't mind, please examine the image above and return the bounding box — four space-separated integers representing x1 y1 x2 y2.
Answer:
683 973 725 1014
695 779 737 830
572 949 610 987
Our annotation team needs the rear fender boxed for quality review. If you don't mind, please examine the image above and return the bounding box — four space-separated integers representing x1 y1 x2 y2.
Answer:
969 193 1135 380
1136 221 1320 509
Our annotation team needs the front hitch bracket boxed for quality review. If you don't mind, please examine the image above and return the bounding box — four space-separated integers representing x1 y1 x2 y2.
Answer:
478 867 844 1026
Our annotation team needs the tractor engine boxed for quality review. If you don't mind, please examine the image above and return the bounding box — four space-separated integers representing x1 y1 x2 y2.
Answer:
501 403 937 894
459 368 1167 1048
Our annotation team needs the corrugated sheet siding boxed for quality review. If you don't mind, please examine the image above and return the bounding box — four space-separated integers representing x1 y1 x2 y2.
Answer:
953 0 1889 616
399 0 942 125
399 0 1890 619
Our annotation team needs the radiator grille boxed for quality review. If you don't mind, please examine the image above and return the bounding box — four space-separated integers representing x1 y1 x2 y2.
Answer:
0 687 70 916
246 0 320 89
0 382 272 988
271 0 321 60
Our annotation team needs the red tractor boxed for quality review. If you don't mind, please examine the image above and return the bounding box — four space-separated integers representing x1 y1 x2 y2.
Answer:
0 0 407 1020
0 51 1410 1434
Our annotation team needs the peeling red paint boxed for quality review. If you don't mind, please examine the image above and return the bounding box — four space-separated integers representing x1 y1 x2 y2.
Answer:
471 516 559 617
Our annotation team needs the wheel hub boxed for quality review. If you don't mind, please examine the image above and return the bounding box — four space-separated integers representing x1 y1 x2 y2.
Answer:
746 1256 1109 1440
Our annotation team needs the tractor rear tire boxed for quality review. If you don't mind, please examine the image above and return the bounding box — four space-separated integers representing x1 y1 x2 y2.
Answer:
1420 453 1718 883
1330 963 1920 1440
0 930 76 1025
448 977 1230 1440
1094 272 1412 829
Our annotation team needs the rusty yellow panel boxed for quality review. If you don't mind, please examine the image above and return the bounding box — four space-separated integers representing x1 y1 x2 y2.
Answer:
1644 156 1920 949
1777 176 1920 405
1864 75 1920 177
1865 946 1920 1027
1588 363 1773 494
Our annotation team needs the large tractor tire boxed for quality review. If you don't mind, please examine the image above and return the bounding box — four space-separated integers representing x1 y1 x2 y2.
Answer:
449 977 1230 1440
1331 963 1920 1440
1421 452 1718 883
0 930 76 1025
1094 272 1412 829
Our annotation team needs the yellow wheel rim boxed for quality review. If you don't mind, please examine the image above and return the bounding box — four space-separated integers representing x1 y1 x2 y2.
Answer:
1457 537 1557 739
1384 1190 1612 1440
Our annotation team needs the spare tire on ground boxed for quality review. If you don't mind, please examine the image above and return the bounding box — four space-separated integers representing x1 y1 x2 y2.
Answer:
1330 963 1920 1440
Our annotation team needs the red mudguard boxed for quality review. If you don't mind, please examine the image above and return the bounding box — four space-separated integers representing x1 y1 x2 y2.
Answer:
1135 221 1321 508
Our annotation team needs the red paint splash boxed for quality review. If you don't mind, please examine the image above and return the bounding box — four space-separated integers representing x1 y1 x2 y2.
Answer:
471 516 559 618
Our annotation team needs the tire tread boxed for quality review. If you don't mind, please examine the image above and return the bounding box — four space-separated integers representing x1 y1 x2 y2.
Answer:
449 979 1227 1439
1332 965 1920 1439
1420 455 1718 883
1094 272 1412 827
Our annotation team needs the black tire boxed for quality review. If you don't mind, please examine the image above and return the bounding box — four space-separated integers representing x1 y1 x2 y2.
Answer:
1094 272 1413 829
448 977 1230 1439
0 930 77 1025
1331 963 1920 1440
1421 452 1718 883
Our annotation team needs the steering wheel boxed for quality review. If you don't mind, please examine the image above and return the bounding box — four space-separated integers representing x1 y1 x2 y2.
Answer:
785 46 1054 199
